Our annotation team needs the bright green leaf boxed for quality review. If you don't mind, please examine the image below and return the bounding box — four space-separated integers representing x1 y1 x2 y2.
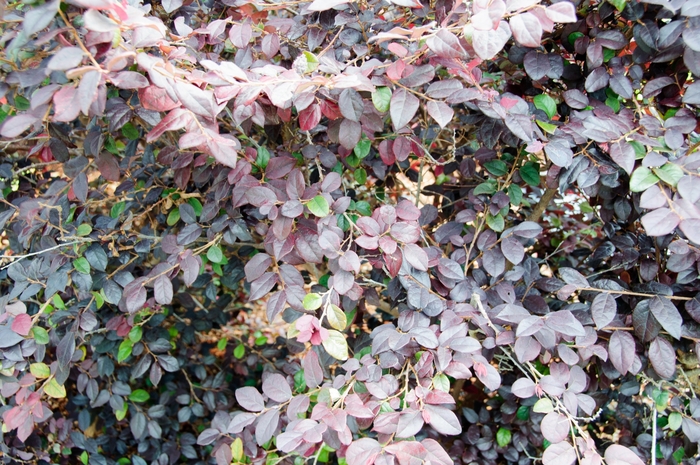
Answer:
432 373 450 392
654 163 683 187
76 224 92 236
129 389 150 403
118 339 133 363
372 87 392 113
629 166 659 192
167 208 180 226
508 184 523 205
73 257 90 274
217 338 228 351
533 94 557 119
520 162 541 187
533 397 554 413
256 146 270 168
307 195 330 217
30 362 51 378
121 122 140 140
355 201 371 216
327 304 347 331
188 198 203 216
354 139 371 159
322 330 349 360
536 120 557 134
128 325 142 343
496 428 512 447
234 343 245 359
32 326 49 345
486 213 505 232
303 293 323 311
354 168 367 185
668 412 682 431
111 201 126 219
207 245 224 264
45 378 66 399
484 160 508 177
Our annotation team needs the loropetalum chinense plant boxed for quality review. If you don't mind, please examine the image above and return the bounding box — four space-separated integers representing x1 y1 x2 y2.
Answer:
1 0 700 463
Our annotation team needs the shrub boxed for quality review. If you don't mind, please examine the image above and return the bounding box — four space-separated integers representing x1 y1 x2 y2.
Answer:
1 0 700 464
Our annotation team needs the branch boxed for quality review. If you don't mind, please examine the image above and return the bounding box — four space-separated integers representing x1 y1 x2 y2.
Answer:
526 187 557 223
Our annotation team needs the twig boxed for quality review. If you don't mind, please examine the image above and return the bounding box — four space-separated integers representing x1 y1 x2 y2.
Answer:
651 407 657 465
0 240 88 270
526 187 557 223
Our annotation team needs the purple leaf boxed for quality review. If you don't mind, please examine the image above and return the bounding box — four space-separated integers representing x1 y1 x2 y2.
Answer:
262 373 292 402
649 296 682 339
604 445 645 465
255 409 279 446
648 337 676 379
472 21 512 59
390 89 420 132
423 404 462 435
235 387 265 412
591 293 616 329
641 208 680 236
346 438 383 465
608 330 636 375
542 441 576 465
509 13 542 47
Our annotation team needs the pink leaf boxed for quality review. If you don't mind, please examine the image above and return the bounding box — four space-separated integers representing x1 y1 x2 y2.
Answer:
11 313 32 336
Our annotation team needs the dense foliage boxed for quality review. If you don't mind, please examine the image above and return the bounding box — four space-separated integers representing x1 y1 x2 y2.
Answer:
1 0 700 464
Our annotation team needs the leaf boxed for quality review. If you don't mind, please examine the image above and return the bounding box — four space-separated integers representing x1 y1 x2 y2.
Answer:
591 293 616 329
390 89 420 132
533 94 557 119
307 195 330 217
641 207 680 237
307 0 353 11
630 167 659 192
197 428 220 446
302 350 324 388
118 339 133 362
44 378 67 399
322 330 349 360
472 21 512 59
129 389 150 403
608 330 636 375
545 310 586 337
541 412 570 444
235 387 265 412
545 2 577 22
30 362 51 378
488 427 509 448
346 438 382 465
424 404 462 435
372 87 392 112
604 445 645 465
396 409 424 438
511 378 536 398
23 0 59 36
73 257 91 274
339 88 364 122
533 398 554 413
426 100 454 128
327 304 347 331
11 313 32 336
303 293 323 311
152 275 172 305
648 337 676 379
426 29 466 58
262 373 292 402
255 409 279 446
609 141 635 175
509 13 542 47
649 296 682 339
542 441 577 465
206 245 224 264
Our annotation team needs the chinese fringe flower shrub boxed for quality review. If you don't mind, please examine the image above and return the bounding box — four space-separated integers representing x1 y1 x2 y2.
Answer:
1 0 700 464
